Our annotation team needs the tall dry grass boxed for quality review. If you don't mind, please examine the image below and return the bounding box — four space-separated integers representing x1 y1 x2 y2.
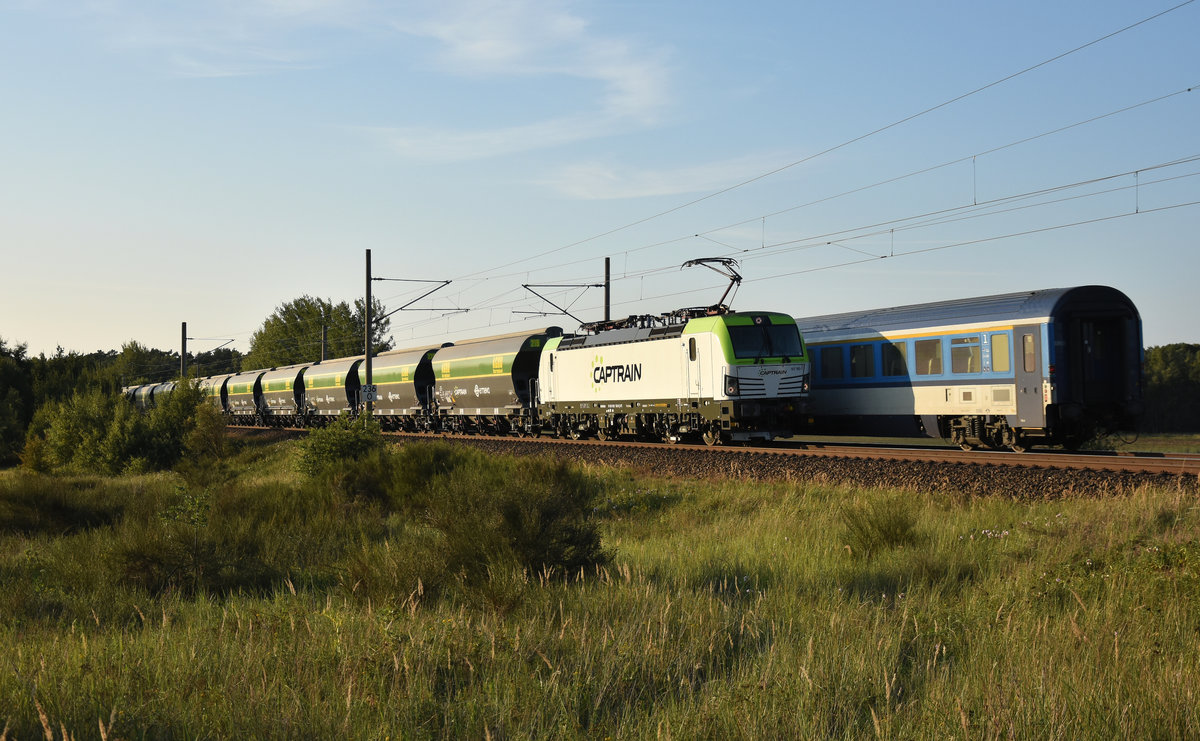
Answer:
0 437 1198 738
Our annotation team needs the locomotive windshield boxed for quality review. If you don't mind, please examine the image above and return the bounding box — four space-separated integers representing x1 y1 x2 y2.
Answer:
727 323 805 360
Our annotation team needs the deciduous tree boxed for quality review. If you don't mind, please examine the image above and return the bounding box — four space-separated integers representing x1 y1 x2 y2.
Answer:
241 295 391 370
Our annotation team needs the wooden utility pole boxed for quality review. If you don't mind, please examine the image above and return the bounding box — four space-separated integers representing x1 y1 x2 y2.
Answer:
181 322 187 378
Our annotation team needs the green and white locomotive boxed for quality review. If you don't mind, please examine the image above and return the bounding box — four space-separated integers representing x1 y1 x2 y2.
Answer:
536 307 811 445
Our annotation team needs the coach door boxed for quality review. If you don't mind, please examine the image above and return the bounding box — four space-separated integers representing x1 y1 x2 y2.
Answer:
1014 325 1044 426
1077 317 1122 406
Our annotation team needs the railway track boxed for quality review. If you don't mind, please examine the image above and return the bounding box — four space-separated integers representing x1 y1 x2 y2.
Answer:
770 440 1200 476
229 426 1199 495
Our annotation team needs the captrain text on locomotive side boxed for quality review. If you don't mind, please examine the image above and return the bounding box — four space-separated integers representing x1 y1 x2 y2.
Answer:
127 304 814 446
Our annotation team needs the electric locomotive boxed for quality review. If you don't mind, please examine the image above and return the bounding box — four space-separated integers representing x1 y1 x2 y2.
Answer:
537 306 811 445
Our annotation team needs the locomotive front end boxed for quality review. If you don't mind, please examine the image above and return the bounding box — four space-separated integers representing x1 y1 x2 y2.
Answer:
704 312 812 442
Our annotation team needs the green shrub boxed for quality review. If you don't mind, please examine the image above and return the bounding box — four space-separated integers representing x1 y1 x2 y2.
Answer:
296 413 385 481
23 381 208 475
177 403 230 485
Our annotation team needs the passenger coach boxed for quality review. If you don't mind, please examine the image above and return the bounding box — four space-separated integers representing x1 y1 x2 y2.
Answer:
795 286 1143 451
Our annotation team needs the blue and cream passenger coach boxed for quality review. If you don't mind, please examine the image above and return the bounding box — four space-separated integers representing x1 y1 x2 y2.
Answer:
795 286 1143 451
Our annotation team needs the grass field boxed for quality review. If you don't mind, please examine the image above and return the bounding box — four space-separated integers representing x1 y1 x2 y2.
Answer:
1 435 1198 738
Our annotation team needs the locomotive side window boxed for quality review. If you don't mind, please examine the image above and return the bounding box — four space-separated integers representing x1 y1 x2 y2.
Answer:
850 344 875 378
881 341 908 377
915 339 942 376
951 336 981 374
688 337 697 361
1022 334 1036 373
991 334 1011 373
820 347 844 379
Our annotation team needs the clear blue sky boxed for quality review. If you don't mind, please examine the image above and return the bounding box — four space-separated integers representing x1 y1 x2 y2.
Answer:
2 0 1197 365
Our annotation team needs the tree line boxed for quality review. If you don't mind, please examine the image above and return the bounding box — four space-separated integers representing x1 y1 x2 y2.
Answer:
0 295 391 465
1141 343 1200 433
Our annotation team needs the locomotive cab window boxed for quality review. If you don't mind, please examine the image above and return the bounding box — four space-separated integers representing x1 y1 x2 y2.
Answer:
915 339 943 376
850 344 875 378
951 336 981 374
881 341 908 377
820 347 844 379
728 323 805 360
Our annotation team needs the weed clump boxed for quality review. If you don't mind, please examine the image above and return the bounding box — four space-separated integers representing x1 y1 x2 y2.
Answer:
338 442 610 608
840 492 920 558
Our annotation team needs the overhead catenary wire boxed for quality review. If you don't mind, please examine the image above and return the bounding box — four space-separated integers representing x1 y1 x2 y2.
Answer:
442 1 1197 285
378 160 1200 341
379 155 1200 330
403 82 1199 292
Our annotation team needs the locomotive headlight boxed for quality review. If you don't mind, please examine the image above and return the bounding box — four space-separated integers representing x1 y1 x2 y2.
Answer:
724 374 740 396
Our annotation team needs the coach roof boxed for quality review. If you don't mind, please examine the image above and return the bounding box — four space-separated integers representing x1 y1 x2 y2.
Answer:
795 286 1136 338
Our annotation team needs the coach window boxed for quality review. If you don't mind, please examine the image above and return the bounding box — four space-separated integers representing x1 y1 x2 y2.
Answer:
951 336 981 374
1023 334 1037 373
850 344 875 378
991 334 1011 373
820 347 844 380
915 339 942 376
881 341 908 376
